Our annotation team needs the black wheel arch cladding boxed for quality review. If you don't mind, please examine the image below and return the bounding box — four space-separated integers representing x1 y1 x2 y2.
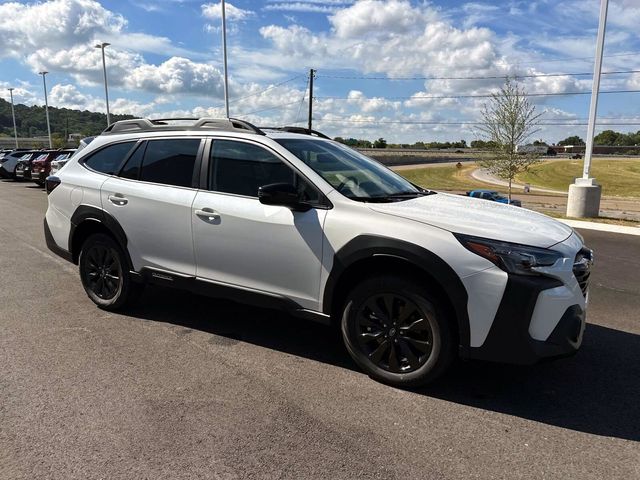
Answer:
323 234 471 354
69 205 133 270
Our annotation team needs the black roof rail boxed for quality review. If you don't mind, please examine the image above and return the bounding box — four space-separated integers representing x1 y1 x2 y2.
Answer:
262 126 331 139
102 117 266 136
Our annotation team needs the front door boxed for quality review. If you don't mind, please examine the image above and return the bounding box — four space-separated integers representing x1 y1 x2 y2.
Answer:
192 138 327 310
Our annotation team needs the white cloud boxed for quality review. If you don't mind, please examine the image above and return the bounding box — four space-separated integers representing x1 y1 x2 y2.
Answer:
124 57 226 95
201 1 254 21
0 82 40 105
258 1 499 79
346 90 401 113
47 83 165 116
264 3 340 14
330 0 437 39
106 33 203 58
0 0 125 59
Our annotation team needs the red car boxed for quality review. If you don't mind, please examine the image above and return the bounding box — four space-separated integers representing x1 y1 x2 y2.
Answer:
31 150 75 186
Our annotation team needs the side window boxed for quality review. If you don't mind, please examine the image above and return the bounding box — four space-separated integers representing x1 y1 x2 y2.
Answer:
210 140 293 197
119 142 146 180
84 142 136 175
140 139 200 187
210 140 322 204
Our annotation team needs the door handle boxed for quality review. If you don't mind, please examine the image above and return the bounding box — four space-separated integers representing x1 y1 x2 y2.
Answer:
195 208 220 221
108 194 128 206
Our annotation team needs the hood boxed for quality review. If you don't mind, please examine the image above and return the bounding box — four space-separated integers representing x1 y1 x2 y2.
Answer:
368 192 573 248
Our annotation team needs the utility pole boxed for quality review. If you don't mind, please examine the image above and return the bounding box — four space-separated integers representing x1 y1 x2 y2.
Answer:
221 0 230 118
566 0 607 218
8 88 18 148
39 71 53 149
307 68 315 131
95 42 111 126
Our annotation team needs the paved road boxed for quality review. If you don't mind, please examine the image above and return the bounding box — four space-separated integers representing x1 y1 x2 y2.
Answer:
1 178 639 479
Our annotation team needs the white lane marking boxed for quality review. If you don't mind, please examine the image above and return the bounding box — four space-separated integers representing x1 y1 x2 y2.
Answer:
21 241 77 274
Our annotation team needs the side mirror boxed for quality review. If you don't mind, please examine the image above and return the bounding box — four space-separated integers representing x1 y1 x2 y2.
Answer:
258 183 311 212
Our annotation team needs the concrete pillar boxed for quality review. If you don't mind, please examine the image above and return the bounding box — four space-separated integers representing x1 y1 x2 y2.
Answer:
566 178 601 218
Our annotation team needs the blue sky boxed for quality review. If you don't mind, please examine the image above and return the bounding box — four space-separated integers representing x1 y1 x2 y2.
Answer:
1 0 639 142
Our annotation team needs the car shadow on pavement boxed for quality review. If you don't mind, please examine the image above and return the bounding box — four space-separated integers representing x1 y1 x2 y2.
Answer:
127 286 640 442
423 323 640 442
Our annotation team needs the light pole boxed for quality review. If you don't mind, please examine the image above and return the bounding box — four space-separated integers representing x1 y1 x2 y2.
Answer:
566 0 607 218
221 0 229 118
38 71 53 149
8 88 18 148
95 42 111 126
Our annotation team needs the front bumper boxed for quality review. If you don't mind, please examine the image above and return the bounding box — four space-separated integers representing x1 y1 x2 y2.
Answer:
467 275 586 364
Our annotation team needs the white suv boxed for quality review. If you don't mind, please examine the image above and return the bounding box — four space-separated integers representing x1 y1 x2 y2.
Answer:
44 118 592 387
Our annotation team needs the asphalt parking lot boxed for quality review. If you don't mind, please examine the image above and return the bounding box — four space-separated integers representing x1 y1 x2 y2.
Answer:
1 178 638 479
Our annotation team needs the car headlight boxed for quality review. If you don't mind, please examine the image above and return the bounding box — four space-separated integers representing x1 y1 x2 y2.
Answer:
455 233 562 276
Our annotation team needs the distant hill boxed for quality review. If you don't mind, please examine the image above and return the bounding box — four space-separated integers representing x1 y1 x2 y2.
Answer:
0 98 134 139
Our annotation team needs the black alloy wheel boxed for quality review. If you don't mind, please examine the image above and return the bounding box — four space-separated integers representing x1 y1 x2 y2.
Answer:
341 275 455 387
79 233 143 310
355 293 433 373
83 244 122 300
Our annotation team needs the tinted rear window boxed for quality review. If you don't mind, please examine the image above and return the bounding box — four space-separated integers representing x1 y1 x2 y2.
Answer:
140 139 200 188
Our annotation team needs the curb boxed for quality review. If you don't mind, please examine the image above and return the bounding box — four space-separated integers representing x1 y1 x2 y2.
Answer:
559 219 640 236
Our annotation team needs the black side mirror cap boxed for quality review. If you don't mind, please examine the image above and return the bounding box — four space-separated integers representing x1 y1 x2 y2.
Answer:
258 183 311 212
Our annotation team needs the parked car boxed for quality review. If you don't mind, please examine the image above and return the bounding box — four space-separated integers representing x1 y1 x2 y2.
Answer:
50 138 94 176
0 150 39 179
15 153 43 181
466 189 522 207
31 150 75 186
44 118 592 388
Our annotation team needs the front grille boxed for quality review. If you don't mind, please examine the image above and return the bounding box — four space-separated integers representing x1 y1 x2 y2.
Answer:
573 247 593 297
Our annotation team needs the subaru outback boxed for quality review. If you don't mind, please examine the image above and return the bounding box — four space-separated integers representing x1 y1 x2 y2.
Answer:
44 118 592 387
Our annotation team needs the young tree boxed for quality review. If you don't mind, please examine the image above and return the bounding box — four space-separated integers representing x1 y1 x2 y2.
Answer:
476 78 543 201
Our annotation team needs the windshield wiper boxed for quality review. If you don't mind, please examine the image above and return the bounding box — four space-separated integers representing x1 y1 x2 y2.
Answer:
346 190 435 203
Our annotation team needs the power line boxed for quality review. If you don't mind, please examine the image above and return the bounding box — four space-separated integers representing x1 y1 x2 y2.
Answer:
211 74 306 109
317 89 640 100
236 100 301 117
317 69 640 81
313 118 640 126
506 51 640 65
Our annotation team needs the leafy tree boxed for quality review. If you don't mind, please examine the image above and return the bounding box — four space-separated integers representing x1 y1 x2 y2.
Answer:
0 98 133 141
558 135 585 146
532 139 548 146
333 137 373 148
51 133 67 149
476 78 542 201
594 130 619 146
373 137 387 148
470 139 498 149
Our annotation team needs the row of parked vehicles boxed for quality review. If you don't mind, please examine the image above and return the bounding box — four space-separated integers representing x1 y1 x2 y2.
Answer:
0 148 76 185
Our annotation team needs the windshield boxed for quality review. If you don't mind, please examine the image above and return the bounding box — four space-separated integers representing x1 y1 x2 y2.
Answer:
276 138 424 201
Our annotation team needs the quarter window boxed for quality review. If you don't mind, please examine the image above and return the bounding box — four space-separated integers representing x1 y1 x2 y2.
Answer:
84 142 136 175
139 139 200 187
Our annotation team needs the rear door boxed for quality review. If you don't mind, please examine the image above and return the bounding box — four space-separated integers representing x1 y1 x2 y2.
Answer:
101 137 202 275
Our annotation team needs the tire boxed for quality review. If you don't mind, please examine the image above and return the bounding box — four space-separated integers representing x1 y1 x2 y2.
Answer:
79 233 143 310
341 275 455 388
